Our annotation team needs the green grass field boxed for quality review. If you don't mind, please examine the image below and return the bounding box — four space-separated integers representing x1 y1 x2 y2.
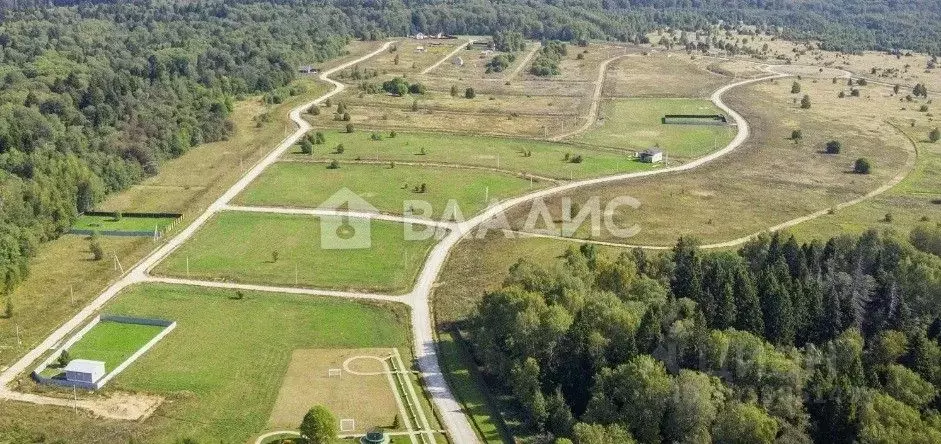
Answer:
236 162 539 217
42 321 165 376
154 211 439 293
101 283 412 442
71 214 178 233
287 130 654 180
789 123 939 241
576 98 734 159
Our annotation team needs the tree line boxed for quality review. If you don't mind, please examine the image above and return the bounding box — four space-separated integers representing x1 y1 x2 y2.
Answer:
468 227 941 443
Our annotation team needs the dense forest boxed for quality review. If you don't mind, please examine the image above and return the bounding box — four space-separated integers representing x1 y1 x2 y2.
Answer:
468 227 941 443
1 0 939 307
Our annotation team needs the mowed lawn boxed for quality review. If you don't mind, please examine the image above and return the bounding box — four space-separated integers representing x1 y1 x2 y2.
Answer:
576 98 734 159
289 130 653 180
72 214 178 233
44 321 165 375
154 211 440 293
236 162 538 217
101 283 411 443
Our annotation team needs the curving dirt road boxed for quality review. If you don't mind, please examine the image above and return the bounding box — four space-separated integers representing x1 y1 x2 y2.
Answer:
2 44 792 444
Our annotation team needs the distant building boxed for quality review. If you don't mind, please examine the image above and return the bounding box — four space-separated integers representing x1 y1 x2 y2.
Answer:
415 32 427 40
639 149 664 163
298 65 319 74
452 57 464 66
415 46 426 52
64 359 106 384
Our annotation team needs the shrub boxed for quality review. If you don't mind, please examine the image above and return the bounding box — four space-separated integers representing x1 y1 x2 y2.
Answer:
300 139 313 155
327 160 340 169
800 95 812 109
825 140 842 154
930 127 940 142
465 87 476 99
90 238 104 261
345 123 354 133
854 157 872 174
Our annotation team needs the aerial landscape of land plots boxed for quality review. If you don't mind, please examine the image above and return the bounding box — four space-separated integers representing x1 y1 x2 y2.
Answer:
1 18 939 444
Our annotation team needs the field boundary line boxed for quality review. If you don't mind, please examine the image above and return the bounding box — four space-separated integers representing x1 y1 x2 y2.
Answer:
222 205 458 229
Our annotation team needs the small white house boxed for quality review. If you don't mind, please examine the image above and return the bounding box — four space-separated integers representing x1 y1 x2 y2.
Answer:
64 359 106 384
415 32 426 40
639 149 664 163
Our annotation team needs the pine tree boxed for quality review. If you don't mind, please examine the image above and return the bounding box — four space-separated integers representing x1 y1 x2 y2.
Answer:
714 281 737 330
759 268 795 345
637 305 663 353
733 267 764 335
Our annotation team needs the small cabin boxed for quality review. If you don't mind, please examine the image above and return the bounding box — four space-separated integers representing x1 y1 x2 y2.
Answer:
298 65 319 74
639 149 664 163
415 32 427 40
64 359 106 384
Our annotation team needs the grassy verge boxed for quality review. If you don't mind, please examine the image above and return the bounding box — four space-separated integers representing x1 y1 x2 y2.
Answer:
437 331 512 444
154 212 439 294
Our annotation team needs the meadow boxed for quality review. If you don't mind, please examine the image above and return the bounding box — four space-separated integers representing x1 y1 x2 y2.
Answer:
285 129 652 180
602 53 730 98
236 161 539 217
574 98 735 158
154 211 440 294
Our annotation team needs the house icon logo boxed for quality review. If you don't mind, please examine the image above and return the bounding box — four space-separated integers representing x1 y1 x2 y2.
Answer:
317 188 378 250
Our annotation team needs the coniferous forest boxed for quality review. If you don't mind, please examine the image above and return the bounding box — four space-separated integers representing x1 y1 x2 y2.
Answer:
470 229 941 443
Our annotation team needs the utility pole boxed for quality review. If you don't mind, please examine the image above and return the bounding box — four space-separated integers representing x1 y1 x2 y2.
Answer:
186 256 190 278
